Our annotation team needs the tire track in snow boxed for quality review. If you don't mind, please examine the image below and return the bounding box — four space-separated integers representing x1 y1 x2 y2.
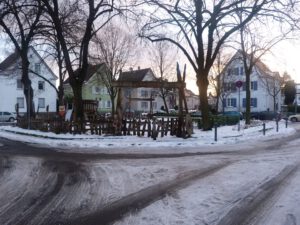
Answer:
61 161 232 225
216 164 298 225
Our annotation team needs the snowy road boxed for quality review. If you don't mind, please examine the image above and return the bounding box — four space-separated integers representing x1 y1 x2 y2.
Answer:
0 126 300 224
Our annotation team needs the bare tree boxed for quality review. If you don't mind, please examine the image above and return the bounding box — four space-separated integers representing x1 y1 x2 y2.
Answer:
135 0 293 130
237 14 294 124
41 0 120 122
0 0 44 118
260 72 285 112
91 22 135 115
209 49 231 113
148 41 177 113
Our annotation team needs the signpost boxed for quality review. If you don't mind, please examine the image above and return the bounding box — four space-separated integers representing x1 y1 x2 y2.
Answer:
236 80 243 131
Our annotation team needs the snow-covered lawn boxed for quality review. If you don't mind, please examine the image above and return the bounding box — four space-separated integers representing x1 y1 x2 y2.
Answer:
0 120 296 153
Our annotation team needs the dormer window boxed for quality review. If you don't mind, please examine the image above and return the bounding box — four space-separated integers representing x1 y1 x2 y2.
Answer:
38 81 45 90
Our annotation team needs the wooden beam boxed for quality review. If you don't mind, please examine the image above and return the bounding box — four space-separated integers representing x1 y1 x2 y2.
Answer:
112 81 185 89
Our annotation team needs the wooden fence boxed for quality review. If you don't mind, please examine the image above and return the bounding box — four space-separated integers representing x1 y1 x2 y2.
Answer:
17 117 191 139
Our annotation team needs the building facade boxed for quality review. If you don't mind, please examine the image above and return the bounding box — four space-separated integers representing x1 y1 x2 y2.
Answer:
0 47 57 113
219 51 282 113
63 64 112 113
119 68 176 114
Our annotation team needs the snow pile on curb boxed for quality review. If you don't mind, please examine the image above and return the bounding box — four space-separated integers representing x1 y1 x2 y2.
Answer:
0 120 295 151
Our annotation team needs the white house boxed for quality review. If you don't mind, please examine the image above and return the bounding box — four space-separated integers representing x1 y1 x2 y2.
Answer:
295 83 300 106
0 47 57 113
219 51 282 113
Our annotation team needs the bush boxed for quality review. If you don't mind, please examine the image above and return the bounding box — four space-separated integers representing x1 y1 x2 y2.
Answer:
196 115 239 129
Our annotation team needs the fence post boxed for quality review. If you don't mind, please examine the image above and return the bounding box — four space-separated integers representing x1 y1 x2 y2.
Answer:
263 123 266 135
286 119 288 128
214 124 218 142
276 120 279 132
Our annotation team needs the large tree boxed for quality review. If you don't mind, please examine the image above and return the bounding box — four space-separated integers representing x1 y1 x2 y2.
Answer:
136 0 296 130
42 0 120 122
0 0 44 118
91 22 135 115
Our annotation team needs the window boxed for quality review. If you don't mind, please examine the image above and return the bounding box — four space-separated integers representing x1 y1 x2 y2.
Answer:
38 98 45 108
141 101 148 109
38 81 45 90
106 100 111 108
35 63 41 74
93 86 101 94
242 98 257 107
251 81 258 90
17 79 23 89
17 97 24 108
141 90 148 97
240 67 244 75
226 98 237 107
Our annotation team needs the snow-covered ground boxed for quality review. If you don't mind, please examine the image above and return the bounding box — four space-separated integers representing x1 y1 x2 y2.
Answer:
0 120 296 154
1 120 300 225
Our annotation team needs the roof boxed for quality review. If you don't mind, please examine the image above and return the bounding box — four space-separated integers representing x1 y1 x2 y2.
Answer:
0 47 57 80
0 51 19 71
223 50 277 79
119 68 154 82
63 63 105 84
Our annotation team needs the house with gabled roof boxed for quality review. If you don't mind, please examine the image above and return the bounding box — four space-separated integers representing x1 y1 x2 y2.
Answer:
219 50 282 113
119 67 177 113
63 63 112 113
0 47 57 113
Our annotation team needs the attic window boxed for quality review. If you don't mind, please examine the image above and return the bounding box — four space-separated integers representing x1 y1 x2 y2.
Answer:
38 81 45 90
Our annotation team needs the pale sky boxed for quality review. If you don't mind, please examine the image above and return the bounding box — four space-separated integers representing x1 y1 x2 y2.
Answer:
1 38 300 95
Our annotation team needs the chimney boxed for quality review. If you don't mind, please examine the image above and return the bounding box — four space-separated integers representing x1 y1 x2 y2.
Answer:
130 67 133 71
138 66 140 70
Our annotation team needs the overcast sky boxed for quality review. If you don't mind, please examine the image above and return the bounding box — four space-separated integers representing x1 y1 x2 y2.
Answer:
1 37 300 95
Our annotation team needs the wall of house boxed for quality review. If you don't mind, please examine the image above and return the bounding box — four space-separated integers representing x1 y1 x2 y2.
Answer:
220 58 281 113
0 48 57 113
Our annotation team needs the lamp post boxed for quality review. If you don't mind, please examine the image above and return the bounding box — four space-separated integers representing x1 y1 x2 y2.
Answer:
236 80 243 131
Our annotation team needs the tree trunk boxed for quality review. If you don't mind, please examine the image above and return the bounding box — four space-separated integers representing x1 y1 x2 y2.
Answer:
197 74 211 130
71 82 84 122
111 94 115 116
58 84 64 106
21 57 35 119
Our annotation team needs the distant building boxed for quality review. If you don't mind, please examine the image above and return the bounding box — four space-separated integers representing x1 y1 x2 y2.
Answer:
185 89 199 110
63 63 112 113
219 50 282 113
118 68 175 113
0 47 57 113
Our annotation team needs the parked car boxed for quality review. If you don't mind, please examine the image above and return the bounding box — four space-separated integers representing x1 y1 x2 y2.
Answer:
0 111 16 122
288 114 300 122
222 111 243 120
